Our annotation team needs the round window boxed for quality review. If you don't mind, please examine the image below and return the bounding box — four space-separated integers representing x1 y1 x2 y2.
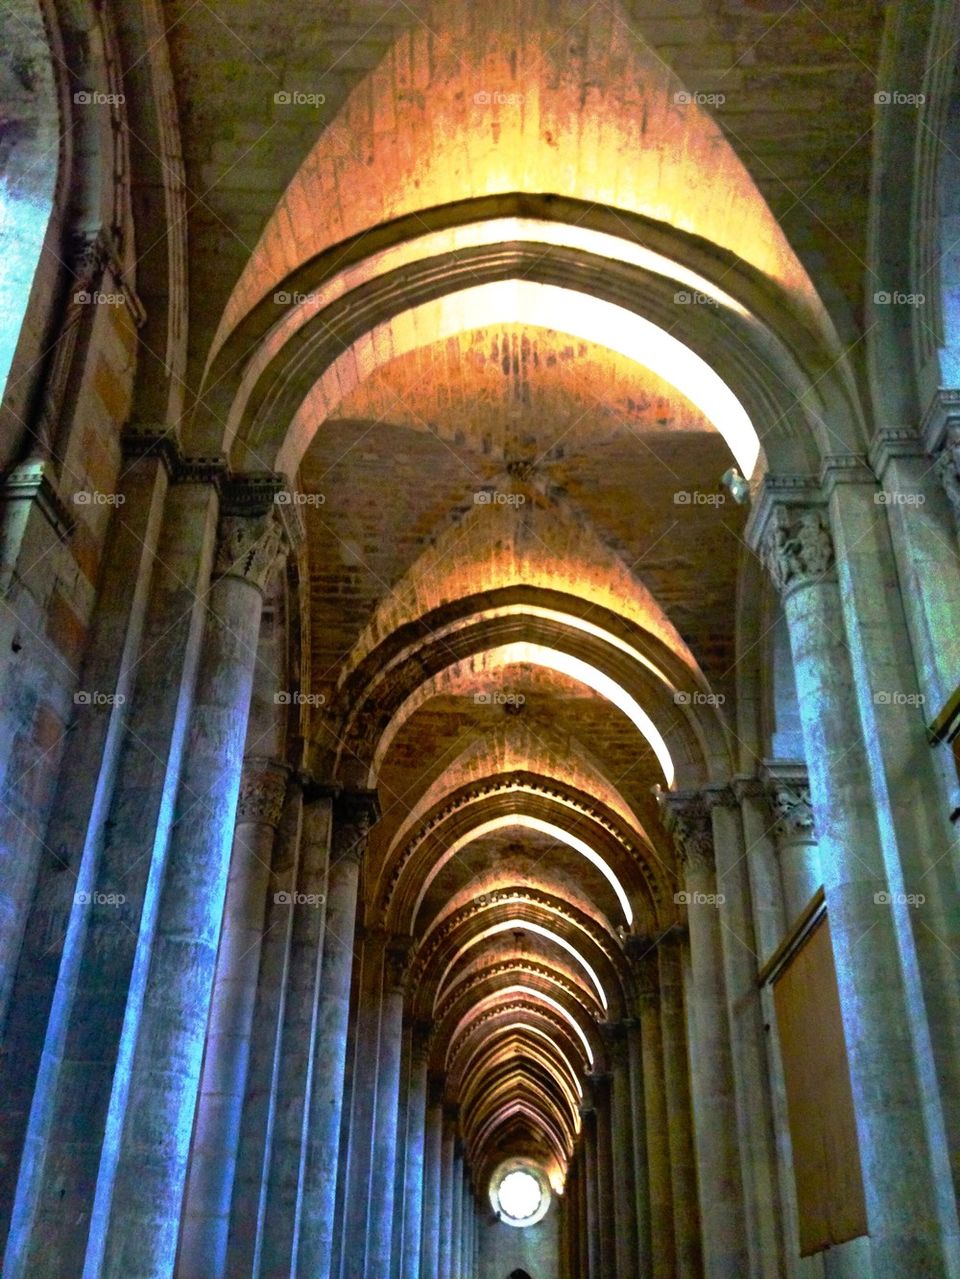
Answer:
489 1160 551 1227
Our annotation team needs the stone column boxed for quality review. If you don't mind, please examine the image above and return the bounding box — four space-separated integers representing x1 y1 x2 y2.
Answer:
707 785 784 1279
661 793 748 1277
225 780 305 1276
88 488 285 1278
421 1080 444 1279
296 790 377 1279
763 766 820 923
364 939 411 1277
177 756 289 1278
438 1108 457 1279
588 1072 616 1274
400 1024 430 1279
601 1025 639 1279
2 466 222 1279
257 782 335 1277
576 1147 590 1279
579 1102 600 1278
629 953 674 1279
658 932 702 1279
755 496 960 1277
451 1149 464 1278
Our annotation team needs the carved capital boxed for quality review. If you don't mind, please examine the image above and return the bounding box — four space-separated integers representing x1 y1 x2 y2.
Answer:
598 1021 629 1064
332 789 380 864
237 757 288 827
762 503 835 596
215 510 285 591
412 1018 433 1064
427 1073 447 1108
935 424 960 528
770 780 815 841
656 790 714 875
385 935 414 994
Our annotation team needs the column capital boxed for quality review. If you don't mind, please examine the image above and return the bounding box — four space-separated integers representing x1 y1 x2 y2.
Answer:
121 422 180 474
236 756 289 828
598 1021 630 1065
411 1017 433 1062
214 509 285 592
332 788 380 863
654 788 713 874
934 422 960 528
760 501 836 598
384 934 415 994
761 762 815 842
868 426 928 477
427 1072 447 1107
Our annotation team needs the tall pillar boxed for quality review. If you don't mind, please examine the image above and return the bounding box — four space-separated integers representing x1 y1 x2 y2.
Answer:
707 785 784 1279
400 1024 430 1279
658 932 702 1278
451 1149 464 1279
589 1073 616 1274
602 1025 639 1279
438 1108 457 1279
661 793 749 1277
177 756 289 1278
579 1103 600 1278
225 780 305 1276
576 1147 590 1279
297 791 377 1279
364 939 410 1277
629 953 673 1279
421 1081 444 1279
94 490 285 1279
754 496 960 1277
257 782 335 1277
2 467 221 1279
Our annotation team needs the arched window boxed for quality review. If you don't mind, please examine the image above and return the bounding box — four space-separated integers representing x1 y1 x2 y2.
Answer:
0 0 58 410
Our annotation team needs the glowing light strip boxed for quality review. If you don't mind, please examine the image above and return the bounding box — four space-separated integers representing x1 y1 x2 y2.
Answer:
412 813 632 925
436 915 608 1010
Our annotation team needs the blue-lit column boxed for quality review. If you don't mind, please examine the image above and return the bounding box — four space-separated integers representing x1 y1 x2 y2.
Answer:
451 1147 464 1278
400 1024 430 1279
94 489 286 1279
438 1106 457 1279
420 1079 445 1279
177 756 289 1278
297 790 376 1279
660 794 748 1279
754 494 960 1278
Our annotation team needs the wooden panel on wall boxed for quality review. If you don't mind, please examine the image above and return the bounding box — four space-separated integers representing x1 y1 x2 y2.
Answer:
773 914 867 1255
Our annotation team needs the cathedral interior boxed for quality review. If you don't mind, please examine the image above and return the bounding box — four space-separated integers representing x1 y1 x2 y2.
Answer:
2 1 960 1277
